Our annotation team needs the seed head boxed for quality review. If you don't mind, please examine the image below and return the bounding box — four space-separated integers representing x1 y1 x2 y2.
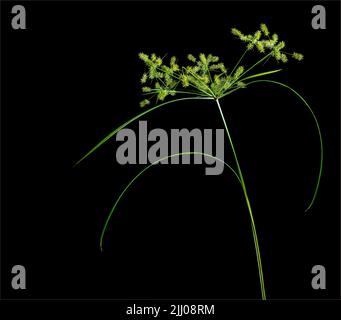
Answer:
140 99 150 108
260 23 269 36
292 52 304 61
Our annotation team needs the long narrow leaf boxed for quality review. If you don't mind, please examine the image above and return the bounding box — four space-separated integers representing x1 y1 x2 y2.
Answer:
100 151 241 251
74 97 213 167
240 69 282 82
247 79 323 213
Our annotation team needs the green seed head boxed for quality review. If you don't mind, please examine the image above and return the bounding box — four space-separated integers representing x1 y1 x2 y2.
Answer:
292 52 304 61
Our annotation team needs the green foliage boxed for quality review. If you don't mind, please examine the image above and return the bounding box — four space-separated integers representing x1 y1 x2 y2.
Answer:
139 23 304 106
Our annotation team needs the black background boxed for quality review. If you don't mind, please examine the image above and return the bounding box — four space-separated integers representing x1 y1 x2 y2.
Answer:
1 0 340 301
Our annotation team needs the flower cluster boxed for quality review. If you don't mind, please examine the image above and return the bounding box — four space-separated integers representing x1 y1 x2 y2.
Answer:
139 23 304 107
138 52 246 106
231 23 304 63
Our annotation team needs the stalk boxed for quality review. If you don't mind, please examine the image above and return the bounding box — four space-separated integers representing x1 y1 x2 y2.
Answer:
240 52 272 79
215 99 266 300
229 48 248 77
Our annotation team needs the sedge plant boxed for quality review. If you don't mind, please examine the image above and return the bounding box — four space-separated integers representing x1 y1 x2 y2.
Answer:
75 24 323 300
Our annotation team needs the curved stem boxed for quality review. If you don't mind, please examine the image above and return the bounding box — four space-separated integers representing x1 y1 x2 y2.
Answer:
74 96 213 166
246 79 323 213
100 151 241 251
215 99 266 300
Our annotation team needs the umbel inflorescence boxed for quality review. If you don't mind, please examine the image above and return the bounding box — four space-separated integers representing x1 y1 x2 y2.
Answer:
138 23 304 107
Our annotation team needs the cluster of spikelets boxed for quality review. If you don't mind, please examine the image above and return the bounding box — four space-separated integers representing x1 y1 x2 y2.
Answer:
139 52 246 107
139 23 304 107
231 23 304 63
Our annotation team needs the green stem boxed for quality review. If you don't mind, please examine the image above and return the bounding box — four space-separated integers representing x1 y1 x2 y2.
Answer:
229 48 248 77
239 52 272 81
215 99 266 300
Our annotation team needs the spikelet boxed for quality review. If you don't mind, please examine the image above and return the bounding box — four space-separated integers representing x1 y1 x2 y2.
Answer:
201 74 210 84
207 54 219 63
233 66 244 79
141 73 148 84
231 28 244 39
151 53 158 63
209 62 227 73
140 99 150 108
253 30 262 42
142 86 152 93
272 33 279 45
170 56 179 71
274 50 282 61
187 54 196 63
219 63 227 73
157 90 168 101
292 52 304 61
199 53 207 64
276 41 285 50
240 35 249 42
139 52 149 62
180 74 190 87
260 23 269 36
155 57 162 66
281 53 288 63
256 42 265 53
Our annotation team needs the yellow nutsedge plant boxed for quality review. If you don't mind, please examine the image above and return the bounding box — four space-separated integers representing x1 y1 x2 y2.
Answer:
74 24 323 300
